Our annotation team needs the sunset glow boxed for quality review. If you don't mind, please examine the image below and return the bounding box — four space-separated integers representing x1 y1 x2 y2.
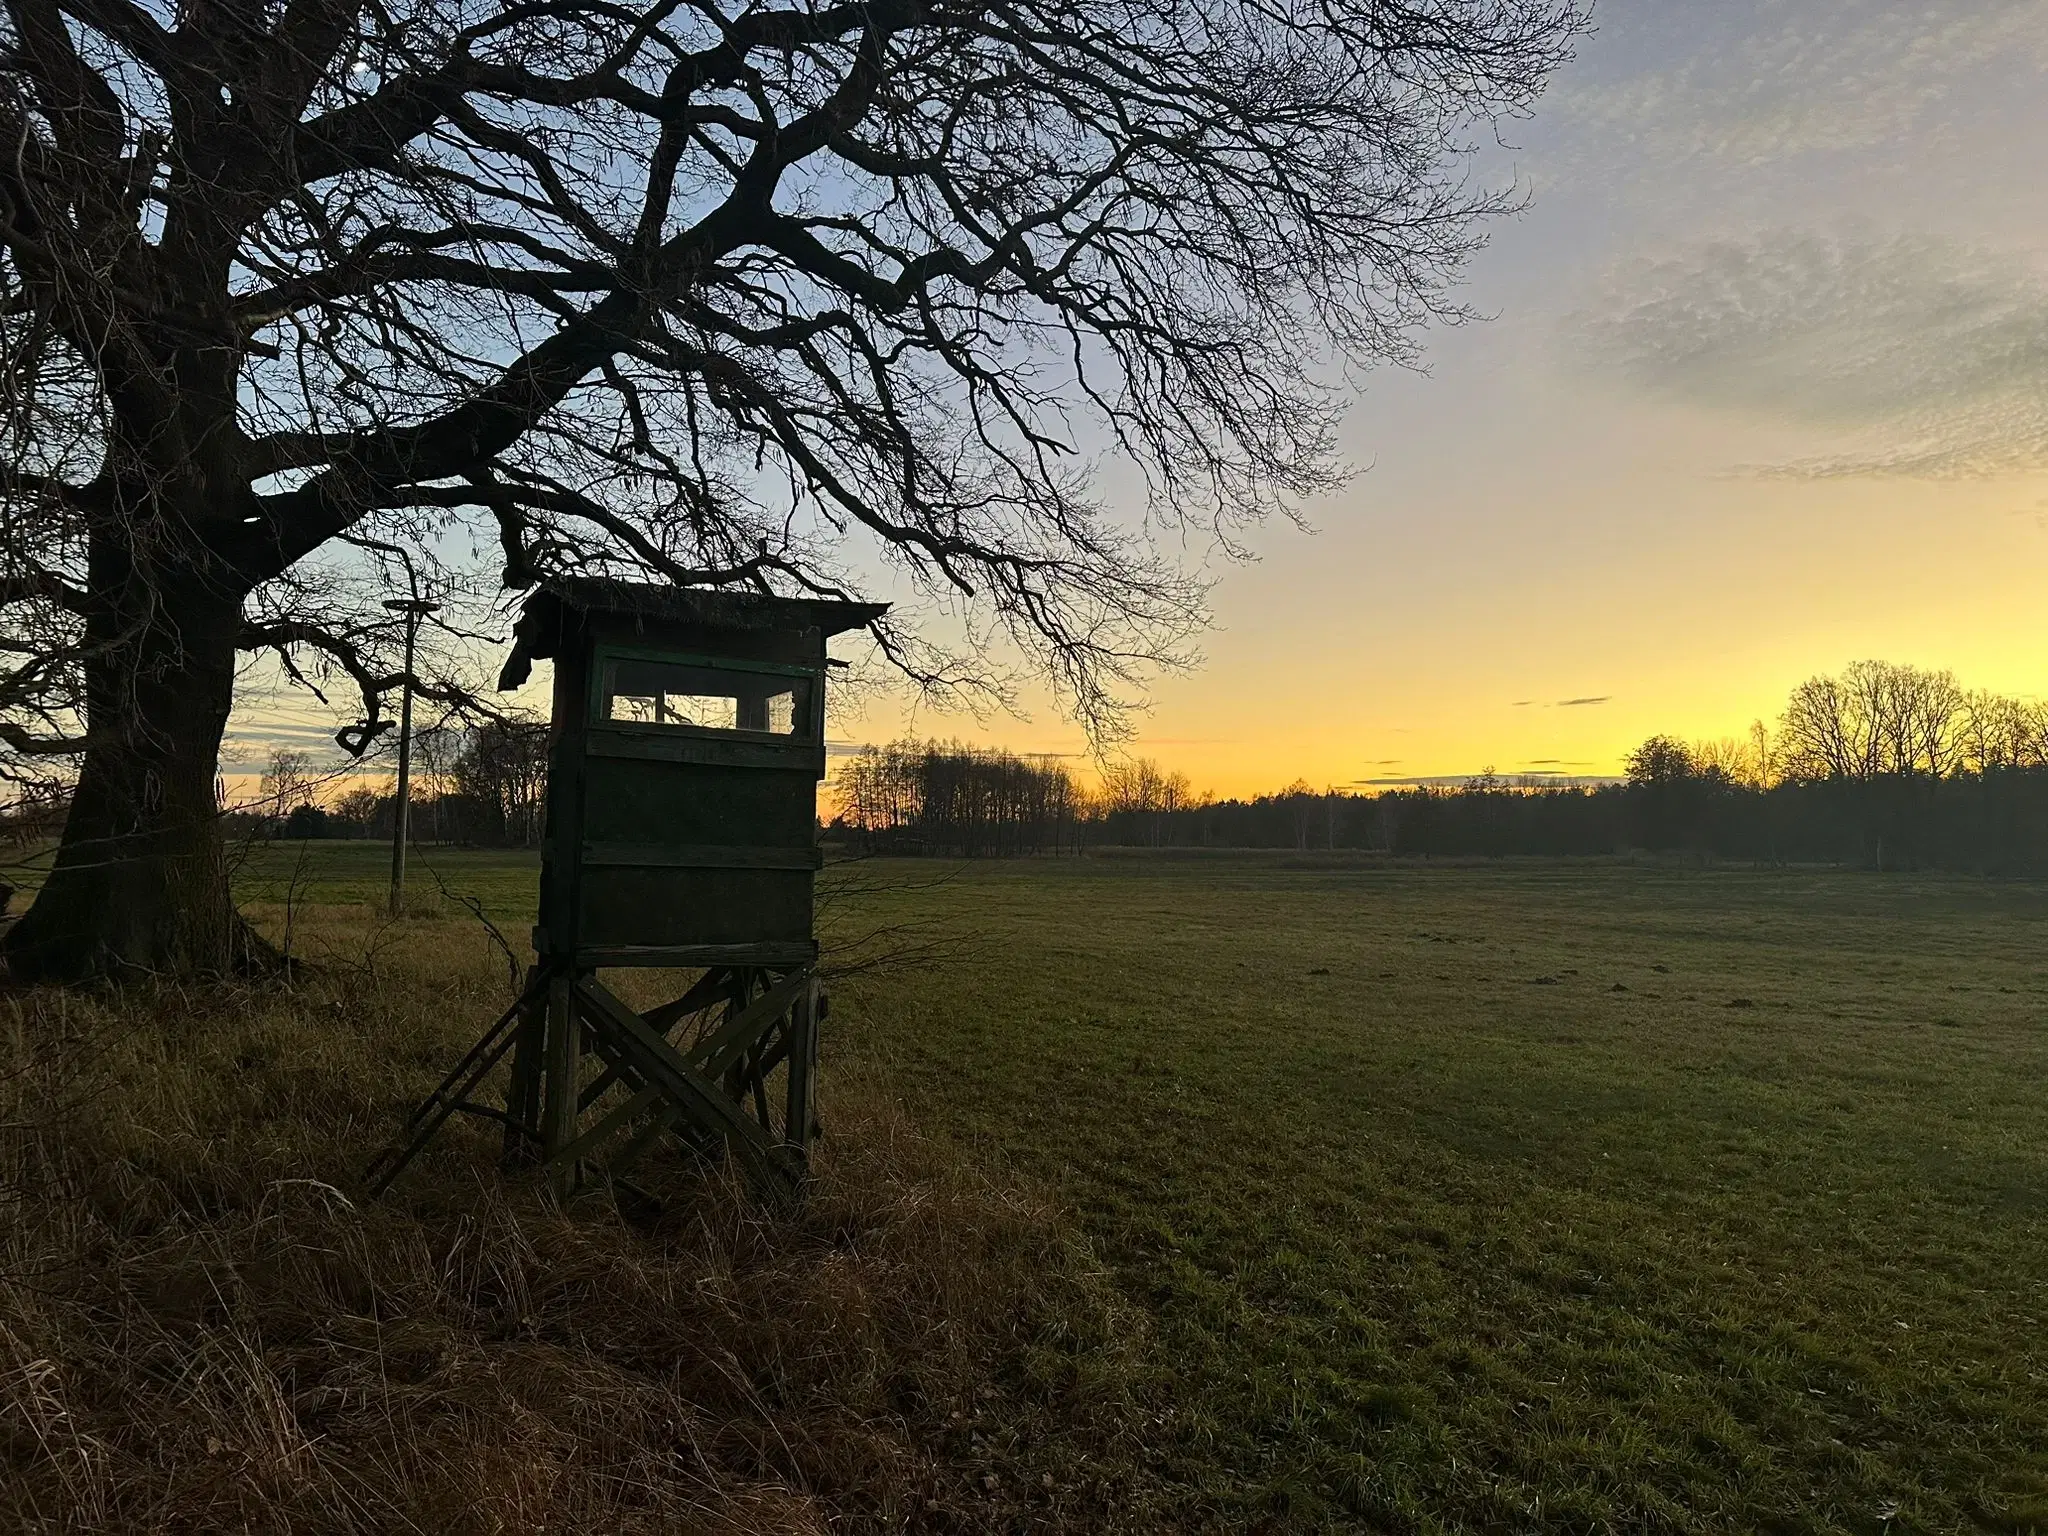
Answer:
818 1 2048 796
222 0 2048 804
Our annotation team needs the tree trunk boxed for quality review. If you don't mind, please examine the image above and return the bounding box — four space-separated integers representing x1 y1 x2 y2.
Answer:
4 554 260 982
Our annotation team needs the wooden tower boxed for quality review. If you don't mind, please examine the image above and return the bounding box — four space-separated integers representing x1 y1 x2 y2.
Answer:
366 578 885 1202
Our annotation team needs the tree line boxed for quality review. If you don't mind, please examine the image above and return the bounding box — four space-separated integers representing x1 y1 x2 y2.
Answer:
831 664 2048 872
832 742 1092 856
225 719 550 849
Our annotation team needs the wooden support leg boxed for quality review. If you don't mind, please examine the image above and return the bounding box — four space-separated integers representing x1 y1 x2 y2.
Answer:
572 975 802 1202
783 973 820 1160
722 967 758 1109
749 1045 772 1130
540 972 580 1198
501 967 546 1167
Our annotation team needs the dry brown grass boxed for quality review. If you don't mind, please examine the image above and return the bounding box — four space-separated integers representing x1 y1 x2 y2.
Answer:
0 903 1173 1534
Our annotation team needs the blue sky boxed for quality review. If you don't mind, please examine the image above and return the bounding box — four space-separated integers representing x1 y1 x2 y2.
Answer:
229 0 2048 800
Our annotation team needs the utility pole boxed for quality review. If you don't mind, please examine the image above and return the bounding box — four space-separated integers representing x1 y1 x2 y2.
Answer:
384 597 439 916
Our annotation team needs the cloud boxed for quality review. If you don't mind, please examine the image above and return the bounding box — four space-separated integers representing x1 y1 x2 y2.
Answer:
1554 0 2048 169
221 719 351 761
1574 230 2048 476
1353 772 1627 787
1556 696 1609 707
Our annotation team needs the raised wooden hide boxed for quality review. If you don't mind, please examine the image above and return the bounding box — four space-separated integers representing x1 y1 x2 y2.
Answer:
498 578 884 969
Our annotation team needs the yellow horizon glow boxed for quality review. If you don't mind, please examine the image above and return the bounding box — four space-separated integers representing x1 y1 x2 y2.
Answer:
824 467 2048 801
219 9 2048 809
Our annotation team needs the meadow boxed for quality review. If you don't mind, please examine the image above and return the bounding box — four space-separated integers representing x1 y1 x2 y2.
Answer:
5 844 2047 1532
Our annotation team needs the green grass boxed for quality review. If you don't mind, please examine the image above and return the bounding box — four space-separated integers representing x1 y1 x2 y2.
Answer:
228 837 542 923
225 846 2048 1530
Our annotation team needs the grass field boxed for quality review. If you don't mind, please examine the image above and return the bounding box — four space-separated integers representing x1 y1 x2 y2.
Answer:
8 843 2048 1532
829 855 2048 1533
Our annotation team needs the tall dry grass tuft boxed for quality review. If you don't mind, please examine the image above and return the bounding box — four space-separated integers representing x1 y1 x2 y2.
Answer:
0 905 1173 1533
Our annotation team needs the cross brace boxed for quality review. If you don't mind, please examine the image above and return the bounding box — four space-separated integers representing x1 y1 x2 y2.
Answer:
364 960 822 1204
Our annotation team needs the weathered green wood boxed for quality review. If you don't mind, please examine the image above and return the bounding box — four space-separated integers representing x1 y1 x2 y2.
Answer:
575 941 816 969
575 967 735 1109
377 583 878 1206
783 978 819 1154
579 601 875 668
540 974 580 1197
582 730 825 774
603 1099 690 1175
642 966 735 1033
572 976 800 1197
585 1050 718 1173
578 758 818 846
545 1082 665 1171
535 620 594 964
748 1047 772 1129
589 641 824 681
501 972 546 1165
580 866 814 949
688 969 809 1081
752 1024 791 1082
575 976 796 1192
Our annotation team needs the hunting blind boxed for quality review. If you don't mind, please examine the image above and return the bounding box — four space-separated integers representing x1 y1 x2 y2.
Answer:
367 578 885 1203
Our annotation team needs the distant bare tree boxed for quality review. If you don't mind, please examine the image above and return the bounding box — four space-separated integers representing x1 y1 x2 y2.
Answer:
1887 665 1966 779
1745 719 1779 791
1957 690 2048 775
1097 755 1194 846
1780 662 1969 783
258 747 314 818
410 722 463 843
833 738 1080 855
0 0 1583 978
451 716 549 847
1624 735 1700 786
332 784 381 833
1099 757 1190 814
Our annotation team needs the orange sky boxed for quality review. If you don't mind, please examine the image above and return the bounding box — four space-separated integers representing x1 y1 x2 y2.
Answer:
820 1 2048 797
227 1 2048 806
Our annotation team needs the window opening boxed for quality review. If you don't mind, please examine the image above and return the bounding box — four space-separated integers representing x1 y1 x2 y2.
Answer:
599 657 813 739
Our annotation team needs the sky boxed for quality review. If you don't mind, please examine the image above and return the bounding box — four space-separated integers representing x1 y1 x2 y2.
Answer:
227 0 2048 803
830 0 2048 795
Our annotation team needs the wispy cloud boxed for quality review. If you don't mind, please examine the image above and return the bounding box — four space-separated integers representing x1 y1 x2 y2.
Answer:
1557 696 1609 707
1574 230 2048 477
1353 772 1627 787
1554 0 2047 169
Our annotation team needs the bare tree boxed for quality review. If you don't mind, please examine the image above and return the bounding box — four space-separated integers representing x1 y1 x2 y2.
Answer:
0 0 1583 978
450 714 548 846
1957 689 2048 776
333 782 381 831
1624 735 1698 786
1744 718 1779 792
258 745 313 818
1780 661 1970 784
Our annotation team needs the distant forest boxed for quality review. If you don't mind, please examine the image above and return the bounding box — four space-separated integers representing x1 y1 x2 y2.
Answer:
9 660 2039 875
832 662 2048 873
